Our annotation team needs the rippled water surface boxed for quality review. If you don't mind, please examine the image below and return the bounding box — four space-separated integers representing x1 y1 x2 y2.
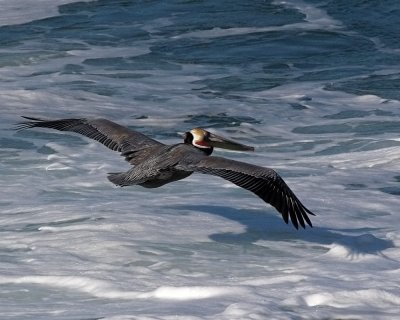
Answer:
1 0 400 319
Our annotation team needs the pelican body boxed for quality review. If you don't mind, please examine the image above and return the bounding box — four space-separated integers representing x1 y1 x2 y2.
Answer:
17 117 315 229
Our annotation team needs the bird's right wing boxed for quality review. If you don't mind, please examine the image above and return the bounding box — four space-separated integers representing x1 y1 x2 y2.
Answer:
16 117 163 157
179 156 315 229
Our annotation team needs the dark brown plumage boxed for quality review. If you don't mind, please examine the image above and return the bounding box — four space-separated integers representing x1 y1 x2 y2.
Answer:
17 116 315 229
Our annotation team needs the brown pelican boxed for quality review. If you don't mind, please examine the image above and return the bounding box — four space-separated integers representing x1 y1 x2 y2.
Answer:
17 116 315 229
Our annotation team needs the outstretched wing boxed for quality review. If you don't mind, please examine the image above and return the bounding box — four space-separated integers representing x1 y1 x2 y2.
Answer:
16 117 163 157
180 156 315 229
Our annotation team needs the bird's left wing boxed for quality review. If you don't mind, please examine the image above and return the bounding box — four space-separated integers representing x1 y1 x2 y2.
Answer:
16 117 163 155
178 156 315 229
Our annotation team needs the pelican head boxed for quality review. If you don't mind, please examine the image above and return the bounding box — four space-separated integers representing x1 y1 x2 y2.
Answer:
183 128 254 154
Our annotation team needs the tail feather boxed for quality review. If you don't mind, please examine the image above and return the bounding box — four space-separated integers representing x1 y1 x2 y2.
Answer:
107 172 129 187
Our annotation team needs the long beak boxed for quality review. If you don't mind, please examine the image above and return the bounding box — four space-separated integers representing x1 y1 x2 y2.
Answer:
207 133 255 151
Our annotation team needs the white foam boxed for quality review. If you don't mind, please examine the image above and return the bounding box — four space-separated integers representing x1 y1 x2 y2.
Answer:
240 275 307 286
140 286 242 301
0 0 87 26
304 289 400 308
174 0 343 40
274 0 343 29
173 22 339 40
0 275 238 301
1 2 400 319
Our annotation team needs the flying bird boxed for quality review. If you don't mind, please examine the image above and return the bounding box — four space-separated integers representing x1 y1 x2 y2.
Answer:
17 116 315 229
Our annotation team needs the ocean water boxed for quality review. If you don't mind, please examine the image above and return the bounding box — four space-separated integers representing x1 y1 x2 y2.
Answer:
1 0 400 319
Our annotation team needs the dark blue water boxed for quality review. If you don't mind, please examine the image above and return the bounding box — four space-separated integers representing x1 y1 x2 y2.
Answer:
1 0 399 101
1 1 400 319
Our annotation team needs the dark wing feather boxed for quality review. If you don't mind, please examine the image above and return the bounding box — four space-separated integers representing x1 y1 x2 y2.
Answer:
16 117 163 157
182 156 315 229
